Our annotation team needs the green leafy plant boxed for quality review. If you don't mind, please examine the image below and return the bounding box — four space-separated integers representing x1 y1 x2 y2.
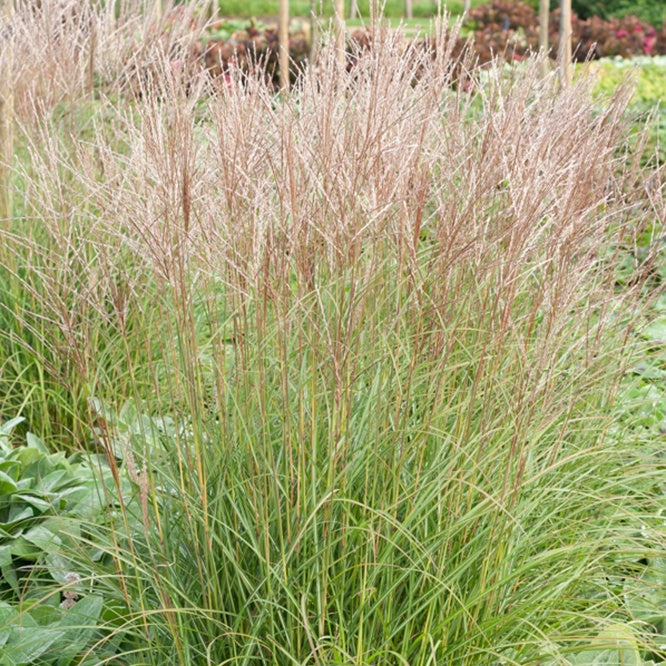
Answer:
0 418 131 665
1 418 96 590
0 596 106 666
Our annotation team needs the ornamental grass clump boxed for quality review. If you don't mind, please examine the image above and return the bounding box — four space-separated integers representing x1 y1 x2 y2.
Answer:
0 4 664 663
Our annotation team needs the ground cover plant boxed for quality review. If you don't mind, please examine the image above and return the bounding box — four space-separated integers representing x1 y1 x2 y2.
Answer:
0 1 665 664
0 418 128 664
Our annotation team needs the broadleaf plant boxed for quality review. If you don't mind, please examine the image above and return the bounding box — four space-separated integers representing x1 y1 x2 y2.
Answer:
0 418 133 664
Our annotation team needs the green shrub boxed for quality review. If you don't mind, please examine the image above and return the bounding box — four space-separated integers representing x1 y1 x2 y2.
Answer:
525 0 664 26
572 0 665 27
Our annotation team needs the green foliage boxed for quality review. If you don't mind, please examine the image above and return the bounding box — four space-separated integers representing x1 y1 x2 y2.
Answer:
0 596 105 666
571 0 665 27
591 56 666 106
0 418 99 586
566 624 643 665
0 419 130 665
588 56 666 166
624 555 666 657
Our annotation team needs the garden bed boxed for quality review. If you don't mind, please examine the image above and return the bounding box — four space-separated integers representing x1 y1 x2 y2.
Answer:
191 0 666 88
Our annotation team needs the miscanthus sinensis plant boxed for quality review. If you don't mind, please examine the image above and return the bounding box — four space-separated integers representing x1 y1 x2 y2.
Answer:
0 3 664 663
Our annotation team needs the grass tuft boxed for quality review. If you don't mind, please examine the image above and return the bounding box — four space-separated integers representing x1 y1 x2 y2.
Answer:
0 4 664 664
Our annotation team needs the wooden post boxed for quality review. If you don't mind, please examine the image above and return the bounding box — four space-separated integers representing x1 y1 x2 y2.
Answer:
405 0 413 20
278 0 289 89
558 0 571 87
539 0 548 77
463 0 471 13
0 0 14 227
334 0 345 67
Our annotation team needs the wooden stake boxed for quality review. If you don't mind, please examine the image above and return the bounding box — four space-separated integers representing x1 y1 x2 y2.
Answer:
334 0 345 67
0 0 14 227
539 0 548 77
558 0 571 87
405 0 413 20
279 0 289 89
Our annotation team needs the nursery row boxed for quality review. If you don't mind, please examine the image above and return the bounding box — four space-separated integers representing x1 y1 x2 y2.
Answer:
190 2 666 88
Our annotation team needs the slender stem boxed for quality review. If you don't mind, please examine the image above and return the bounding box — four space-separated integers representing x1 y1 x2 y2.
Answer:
0 0 14 227
88 16 96 95
309 0 318 61
335 0 345 67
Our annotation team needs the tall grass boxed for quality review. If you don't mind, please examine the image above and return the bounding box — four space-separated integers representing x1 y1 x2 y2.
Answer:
0 3 664 663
